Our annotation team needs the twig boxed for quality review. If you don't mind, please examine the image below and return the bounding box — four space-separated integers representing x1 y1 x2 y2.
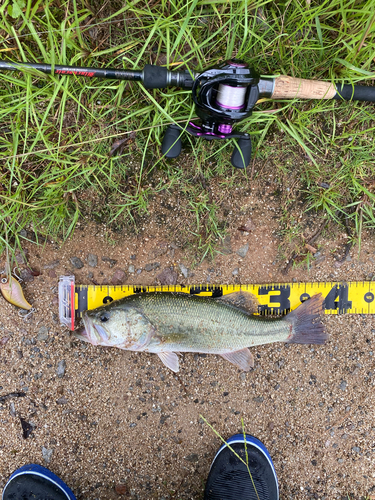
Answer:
356 12 375 56
282 219 327 274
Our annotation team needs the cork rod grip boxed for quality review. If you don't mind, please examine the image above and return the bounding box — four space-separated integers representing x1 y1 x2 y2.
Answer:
271 76 336 100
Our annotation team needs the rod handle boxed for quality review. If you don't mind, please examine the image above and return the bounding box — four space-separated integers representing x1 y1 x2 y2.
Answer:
271 76 336 99
143 64 169 88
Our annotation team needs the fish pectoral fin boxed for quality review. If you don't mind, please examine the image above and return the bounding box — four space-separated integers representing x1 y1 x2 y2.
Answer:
221 348 254 371
218 291 258 314
157 352 180 372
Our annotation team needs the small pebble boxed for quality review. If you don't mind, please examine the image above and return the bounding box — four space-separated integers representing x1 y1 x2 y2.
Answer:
57 360 66 379
115 483 129 495
42 447 53 463
37 327 49 342
339 380 347 391
179 263 189 279
110 269 127 285
87 253 98 267
145 262 160 272
56 397 68 405
9 401 16 418
236 243 249 258
232 268 239 276
156 267 178 285
20 268 34 283
43 259 60 269
128 265 135 273
70 257 84 269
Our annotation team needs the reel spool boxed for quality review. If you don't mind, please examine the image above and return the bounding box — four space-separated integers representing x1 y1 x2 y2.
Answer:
162 60 260 169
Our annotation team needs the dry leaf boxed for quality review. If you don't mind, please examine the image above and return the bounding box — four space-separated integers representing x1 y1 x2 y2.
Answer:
109 132 136 157
305 243 317 254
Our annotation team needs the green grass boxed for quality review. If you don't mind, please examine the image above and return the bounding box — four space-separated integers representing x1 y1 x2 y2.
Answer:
1 0 375 259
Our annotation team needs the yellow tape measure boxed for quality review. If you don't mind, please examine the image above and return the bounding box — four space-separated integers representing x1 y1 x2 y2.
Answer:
58 276 375 330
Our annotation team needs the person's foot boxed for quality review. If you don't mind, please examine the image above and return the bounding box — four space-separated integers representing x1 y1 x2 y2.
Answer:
204 433 279 500
2 464 76 500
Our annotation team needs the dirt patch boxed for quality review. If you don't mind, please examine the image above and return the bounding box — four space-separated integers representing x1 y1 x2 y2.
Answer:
0 179 374 500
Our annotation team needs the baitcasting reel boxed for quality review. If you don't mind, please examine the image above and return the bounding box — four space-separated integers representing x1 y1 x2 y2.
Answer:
161 59 265 169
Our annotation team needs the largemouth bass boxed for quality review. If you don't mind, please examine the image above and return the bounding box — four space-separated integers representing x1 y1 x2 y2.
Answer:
75 292 326 372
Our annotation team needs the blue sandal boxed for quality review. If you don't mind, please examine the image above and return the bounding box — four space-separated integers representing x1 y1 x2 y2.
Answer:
2 464 76 500
204 433 279 500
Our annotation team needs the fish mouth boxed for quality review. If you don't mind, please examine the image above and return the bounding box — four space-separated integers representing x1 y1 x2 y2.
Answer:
73 312 108 345
73 325 89 342
73 312 97 344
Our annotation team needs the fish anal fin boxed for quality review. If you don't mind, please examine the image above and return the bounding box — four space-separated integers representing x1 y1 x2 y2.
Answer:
157 352 179 372
221 348 254 371
219 291 258 314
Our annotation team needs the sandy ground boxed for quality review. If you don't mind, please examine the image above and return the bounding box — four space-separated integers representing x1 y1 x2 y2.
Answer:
0 186 375 500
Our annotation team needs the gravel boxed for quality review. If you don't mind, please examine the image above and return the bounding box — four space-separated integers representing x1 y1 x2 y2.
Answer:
156 267 178 285
179 263 189 278
110 269 127 285
70 257 84 269
57 360 66 378
42 447 53 464
37 326 49 342
339 380 347 391
87 253 98 267
236 243 249 258
145 262 160 272
19 268 34 282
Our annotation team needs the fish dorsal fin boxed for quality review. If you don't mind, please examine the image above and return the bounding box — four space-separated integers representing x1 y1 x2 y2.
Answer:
157 352 179 372
221 348 254 371
219 291 258 314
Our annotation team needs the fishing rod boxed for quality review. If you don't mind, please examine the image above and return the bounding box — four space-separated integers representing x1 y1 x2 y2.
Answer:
1 59 375 169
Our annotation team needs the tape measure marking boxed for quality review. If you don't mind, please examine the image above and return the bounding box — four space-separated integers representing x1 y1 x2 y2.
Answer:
76 281 375 316
58 277 375 330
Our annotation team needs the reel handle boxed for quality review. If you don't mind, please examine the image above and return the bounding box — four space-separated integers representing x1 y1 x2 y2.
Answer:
161 124 182 158
231 136 252 169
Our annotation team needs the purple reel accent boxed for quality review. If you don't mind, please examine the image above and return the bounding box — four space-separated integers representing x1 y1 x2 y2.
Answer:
218 124 233 134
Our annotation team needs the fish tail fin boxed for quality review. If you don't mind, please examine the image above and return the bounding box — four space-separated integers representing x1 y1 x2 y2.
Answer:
284 293 327 345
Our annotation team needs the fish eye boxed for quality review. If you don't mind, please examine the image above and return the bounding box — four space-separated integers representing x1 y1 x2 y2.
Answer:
99 312 110 322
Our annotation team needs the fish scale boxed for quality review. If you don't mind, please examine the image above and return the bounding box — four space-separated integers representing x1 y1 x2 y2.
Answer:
137 293 290 353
